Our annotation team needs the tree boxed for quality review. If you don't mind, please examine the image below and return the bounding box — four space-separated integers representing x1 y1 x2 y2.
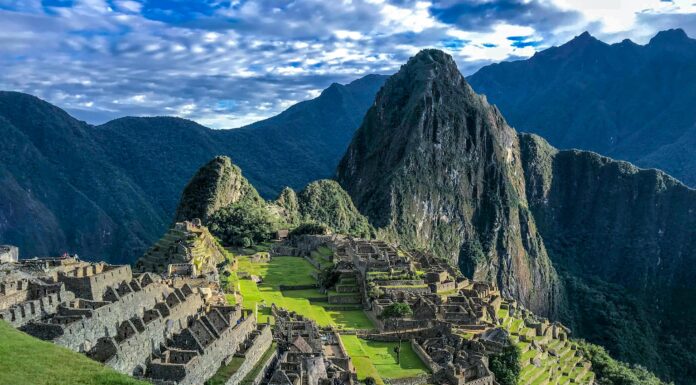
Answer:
208 202 276 247
489 340 521 385
379 302 413 319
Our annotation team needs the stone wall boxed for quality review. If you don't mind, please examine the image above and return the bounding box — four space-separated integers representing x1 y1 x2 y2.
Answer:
388 373 431 385
411 340 441 373
147 311 258 385
0 287 75 327
0 279 31 311
103 289 205 375
25 281 171 351
59 265 132 301
225 324 273 385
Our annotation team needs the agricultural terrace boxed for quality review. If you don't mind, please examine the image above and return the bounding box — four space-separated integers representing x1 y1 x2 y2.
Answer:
496 307 595 385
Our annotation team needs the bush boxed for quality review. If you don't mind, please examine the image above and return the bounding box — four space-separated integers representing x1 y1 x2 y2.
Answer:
577 341 670 385
318 266 340 289
379 302 413 319
489 340 521 385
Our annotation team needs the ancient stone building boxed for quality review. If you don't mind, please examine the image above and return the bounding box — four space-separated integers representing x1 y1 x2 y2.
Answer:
145 306 258 385
270 306 355 385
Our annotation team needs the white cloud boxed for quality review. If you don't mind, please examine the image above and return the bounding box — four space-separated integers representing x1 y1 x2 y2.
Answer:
0 0 693 128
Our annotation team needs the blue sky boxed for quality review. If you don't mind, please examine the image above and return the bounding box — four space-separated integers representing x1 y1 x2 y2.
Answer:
1 0 695 128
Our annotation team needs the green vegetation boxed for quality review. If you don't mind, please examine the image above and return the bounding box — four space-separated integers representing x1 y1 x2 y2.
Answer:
488 340 521 385
340 335 429 385
576 341 670 385
379 302 413 319
497 305 595 385
209 202 278 247
227 255 372 329
289 222 330 237
0 320 150 385
297 179 373 238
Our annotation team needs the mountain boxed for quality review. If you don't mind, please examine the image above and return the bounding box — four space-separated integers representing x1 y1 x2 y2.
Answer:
467 28 696 187
336 49 559 316
337 49 696 383
0 74 387 263
0 92 165 264
93 74 388 205
520 133 696 382
174 156 371 240
174 156 263 223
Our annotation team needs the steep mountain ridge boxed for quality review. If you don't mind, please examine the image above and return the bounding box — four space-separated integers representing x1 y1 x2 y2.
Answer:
468 28 696 187
520 133 696 382
337 49 696 383
337 49 559 316
0 92 165 263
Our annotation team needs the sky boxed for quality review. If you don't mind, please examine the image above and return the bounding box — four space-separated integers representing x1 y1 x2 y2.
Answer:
1 0 695 128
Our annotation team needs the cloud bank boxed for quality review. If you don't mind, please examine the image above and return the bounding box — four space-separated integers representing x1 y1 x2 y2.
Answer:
0 0 694 128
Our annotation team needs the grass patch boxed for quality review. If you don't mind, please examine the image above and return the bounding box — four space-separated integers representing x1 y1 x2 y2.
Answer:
229 256 372 329
340 335 429 384
0 320 150 385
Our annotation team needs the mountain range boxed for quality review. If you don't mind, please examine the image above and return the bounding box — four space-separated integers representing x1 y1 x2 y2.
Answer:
0 74 386 263
468 28 696 187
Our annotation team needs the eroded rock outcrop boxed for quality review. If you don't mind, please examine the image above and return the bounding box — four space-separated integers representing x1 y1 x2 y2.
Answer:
337 49 559 316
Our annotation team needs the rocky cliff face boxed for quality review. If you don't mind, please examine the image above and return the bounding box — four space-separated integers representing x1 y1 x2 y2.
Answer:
520 133 696 382
337 49 559 315
174 156 262 223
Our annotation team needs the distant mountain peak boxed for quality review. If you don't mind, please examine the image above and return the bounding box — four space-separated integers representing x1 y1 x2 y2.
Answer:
648 27 691 46
561 31 603 50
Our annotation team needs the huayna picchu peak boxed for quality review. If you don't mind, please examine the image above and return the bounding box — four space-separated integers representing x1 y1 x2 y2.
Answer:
339 48 695 384
338 48 560 318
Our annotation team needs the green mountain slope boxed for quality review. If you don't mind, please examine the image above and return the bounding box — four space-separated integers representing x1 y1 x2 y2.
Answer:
0 92 165 264
337 49 695 384
0 74 387 263
520 133 696 383
174 156 371 240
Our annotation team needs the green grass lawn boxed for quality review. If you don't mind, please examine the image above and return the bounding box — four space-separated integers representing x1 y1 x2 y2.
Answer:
0 320 150 385
340 335 429 384
229 256 372 329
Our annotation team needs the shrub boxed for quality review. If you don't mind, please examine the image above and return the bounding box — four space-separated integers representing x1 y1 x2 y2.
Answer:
379 302 413 319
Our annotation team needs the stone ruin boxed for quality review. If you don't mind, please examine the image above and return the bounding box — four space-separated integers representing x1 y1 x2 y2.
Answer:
135 220 229 277
0 250 265 385
269 306 355 385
